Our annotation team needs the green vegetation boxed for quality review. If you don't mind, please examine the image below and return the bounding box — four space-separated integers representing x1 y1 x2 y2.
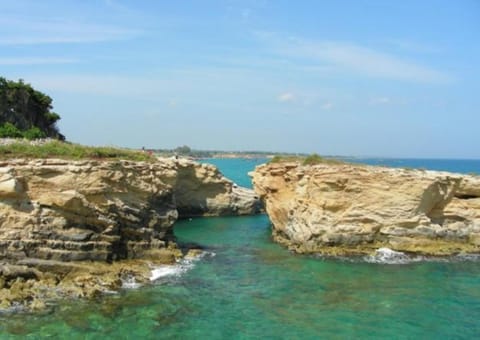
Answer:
269 153 345 165
0 141 155 161
302 153 325 165
0 77 64 140
0 122 46 139
174 145 192 155
269 155 304 163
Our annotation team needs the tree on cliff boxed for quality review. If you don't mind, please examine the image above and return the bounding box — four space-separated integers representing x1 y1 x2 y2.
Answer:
0 77 65 140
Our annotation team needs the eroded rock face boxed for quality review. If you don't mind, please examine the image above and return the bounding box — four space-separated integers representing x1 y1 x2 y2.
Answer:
0 158 179 262
172 159 262 217
0 157 261 310
0 157 260 263
252 162 480 256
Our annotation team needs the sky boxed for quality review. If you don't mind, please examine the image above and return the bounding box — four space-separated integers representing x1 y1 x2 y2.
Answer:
1 0 479 158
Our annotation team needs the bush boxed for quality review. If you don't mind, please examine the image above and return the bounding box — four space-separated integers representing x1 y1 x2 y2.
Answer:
23 127 46 140
268 155 304 163
0 123 23 138
302 153 324 165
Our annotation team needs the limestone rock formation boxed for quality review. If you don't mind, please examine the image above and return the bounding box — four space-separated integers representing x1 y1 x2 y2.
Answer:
252 162 480 256
0 157 261 310
0 158 177 263
172 158 262 217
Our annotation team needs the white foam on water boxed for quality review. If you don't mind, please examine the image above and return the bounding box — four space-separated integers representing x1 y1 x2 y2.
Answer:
316 248 480 264
149 250 215 282
365 248 480 264
150 265 186 281
364 247 418 264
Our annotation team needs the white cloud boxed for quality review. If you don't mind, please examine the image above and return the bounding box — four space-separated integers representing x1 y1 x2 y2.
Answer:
23 74 157 96
0 57 78 65
257 34 451 84
277 92 295 102
0 18 140 45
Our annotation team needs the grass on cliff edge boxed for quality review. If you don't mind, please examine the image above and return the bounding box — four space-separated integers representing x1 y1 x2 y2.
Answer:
269 153 344 166
0 140 155 162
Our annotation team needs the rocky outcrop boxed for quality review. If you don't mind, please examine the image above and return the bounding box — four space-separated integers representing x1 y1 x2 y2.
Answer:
252 162 480 256
0 159 177 263
172 159 262 217
0 157 260 310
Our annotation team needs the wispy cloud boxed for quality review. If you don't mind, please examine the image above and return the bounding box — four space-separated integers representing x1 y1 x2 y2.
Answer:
0 17 140 45
277 92 295 102
255 33 451 84
385 39 442 54
0 57 79 65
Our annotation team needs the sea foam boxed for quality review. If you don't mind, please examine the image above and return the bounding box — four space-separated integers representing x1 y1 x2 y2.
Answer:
364 247 416 264
149 250 215 282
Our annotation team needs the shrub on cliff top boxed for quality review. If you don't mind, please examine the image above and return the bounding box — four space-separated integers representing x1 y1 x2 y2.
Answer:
0 123 47 140
0 122 23 138
269 155 304 163
269 153 344 165
302 153 324 165
0 140 155 161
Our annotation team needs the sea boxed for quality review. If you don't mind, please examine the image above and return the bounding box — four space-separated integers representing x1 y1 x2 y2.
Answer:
1 157 479 339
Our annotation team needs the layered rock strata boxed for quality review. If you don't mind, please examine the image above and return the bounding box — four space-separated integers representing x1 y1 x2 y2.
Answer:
252 162 480 256
0 157 260 310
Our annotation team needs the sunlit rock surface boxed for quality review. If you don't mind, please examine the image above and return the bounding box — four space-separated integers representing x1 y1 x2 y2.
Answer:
0 157 261 310
252 162 480 256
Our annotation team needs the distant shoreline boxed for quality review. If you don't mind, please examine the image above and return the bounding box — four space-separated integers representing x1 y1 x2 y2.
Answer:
198 154 274 159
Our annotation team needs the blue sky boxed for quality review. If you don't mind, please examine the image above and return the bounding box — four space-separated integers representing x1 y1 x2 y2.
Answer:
1 0 479 158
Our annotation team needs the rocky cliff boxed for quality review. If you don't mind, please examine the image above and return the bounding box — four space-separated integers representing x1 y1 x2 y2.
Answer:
0 157 260 310
252 162 480 256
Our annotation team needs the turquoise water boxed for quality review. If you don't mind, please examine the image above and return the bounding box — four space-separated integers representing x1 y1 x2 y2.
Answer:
1 158 479 339
200 158 268 188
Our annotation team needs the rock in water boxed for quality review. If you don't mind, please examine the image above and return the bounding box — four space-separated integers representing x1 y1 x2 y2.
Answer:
0 157 261 310
171 159 262 217
252 161 480 256
0 157 260 263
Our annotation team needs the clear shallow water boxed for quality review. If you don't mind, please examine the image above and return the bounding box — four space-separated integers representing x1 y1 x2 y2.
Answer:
1 157 479 339
200 158 268 188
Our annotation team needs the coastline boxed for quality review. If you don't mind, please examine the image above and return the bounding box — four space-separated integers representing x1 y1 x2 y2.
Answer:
0 152 261 312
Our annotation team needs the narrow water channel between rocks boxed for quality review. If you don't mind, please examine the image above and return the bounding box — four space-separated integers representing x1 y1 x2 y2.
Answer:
1 158 479 339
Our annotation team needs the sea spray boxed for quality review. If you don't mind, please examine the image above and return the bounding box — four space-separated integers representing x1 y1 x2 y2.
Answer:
150 251 216 282
364 247 415 264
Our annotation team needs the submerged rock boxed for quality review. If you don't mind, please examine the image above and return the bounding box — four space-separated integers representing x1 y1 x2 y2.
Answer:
252 162 480 256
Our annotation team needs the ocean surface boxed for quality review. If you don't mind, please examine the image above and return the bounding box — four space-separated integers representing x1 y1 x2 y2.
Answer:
343 157 480 175
1 157 479 339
